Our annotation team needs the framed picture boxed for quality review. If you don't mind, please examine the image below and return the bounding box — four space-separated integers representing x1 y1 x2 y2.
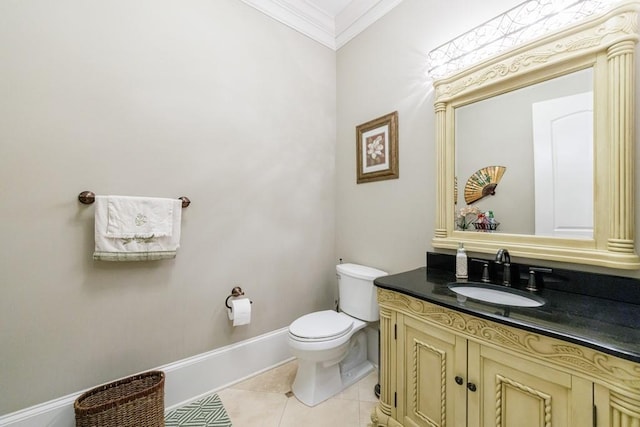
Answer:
356 111 399 184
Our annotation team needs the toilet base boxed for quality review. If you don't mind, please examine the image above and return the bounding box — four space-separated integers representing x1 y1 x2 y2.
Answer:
341 359 374 391
291 330 374 407
292 359 374 407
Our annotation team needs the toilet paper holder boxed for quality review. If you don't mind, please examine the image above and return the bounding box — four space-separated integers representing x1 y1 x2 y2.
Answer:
225 286 253 309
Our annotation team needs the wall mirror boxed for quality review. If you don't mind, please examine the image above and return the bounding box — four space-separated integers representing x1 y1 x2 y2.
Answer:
455 68 594 238
432 0 640 269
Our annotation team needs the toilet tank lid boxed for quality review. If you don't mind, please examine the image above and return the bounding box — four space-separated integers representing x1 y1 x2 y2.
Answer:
336 263 388 280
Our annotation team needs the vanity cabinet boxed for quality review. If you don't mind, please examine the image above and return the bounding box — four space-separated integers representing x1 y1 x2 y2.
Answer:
372 288 640 427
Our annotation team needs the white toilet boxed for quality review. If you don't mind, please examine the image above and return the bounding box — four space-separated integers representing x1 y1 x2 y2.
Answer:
288 263 388 406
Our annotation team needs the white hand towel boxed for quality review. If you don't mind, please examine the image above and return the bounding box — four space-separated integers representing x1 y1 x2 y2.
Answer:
105 196 174 238
93 196 182 261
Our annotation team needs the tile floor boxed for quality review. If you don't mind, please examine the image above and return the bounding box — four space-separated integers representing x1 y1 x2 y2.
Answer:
217 360 379 427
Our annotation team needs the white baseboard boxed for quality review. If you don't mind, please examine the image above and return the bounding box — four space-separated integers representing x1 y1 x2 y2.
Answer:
0 327 292 427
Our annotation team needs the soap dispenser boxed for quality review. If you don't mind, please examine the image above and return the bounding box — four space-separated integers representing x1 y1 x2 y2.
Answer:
456 243 468 280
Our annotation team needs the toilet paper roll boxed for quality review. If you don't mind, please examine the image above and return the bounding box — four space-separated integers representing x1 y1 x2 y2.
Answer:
227 298 251 326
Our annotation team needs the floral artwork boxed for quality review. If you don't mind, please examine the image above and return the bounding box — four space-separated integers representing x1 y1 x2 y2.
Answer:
356 111 399 183
366 134 386 167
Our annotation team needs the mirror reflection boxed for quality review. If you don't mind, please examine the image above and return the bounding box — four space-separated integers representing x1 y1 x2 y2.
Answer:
455 68 593 238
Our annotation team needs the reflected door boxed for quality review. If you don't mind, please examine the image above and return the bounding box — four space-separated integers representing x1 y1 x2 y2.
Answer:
532 91 593 238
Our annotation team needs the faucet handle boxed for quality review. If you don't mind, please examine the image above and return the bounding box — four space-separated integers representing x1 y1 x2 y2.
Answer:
526 267 552 291
471 258 491 283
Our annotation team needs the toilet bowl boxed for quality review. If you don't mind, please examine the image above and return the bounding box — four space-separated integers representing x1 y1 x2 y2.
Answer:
289 310 370 406
288 263 387 407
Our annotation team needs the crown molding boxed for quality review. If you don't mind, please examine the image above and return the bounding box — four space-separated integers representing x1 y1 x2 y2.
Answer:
240 0 403 50
335 0 403 49
240 0 336 48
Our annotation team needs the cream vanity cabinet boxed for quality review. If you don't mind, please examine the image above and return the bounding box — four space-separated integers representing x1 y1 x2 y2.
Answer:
372 288 640 427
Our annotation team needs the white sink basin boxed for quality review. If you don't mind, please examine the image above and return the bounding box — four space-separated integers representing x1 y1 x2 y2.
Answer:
448 282 545 307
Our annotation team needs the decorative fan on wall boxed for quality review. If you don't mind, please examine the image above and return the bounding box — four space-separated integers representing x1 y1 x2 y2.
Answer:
464 166 506 204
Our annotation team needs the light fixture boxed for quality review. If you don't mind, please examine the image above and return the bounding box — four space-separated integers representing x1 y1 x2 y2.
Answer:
427 0 619 80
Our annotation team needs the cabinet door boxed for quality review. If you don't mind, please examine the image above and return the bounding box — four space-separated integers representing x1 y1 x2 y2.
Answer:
398 314 467 427
473 345 593 427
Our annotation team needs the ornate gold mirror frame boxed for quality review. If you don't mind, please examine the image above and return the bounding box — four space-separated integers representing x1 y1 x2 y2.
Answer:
432 0 640 269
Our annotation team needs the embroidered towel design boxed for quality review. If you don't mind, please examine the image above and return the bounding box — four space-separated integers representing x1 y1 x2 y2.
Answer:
93 196 182 261
105 196 174 238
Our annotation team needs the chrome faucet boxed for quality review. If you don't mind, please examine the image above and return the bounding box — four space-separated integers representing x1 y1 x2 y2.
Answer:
495 249 511 286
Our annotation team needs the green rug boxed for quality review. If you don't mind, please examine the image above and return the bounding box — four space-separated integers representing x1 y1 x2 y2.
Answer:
165 393 232 426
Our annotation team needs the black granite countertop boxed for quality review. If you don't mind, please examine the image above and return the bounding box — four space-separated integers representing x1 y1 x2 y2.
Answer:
374 254 640 364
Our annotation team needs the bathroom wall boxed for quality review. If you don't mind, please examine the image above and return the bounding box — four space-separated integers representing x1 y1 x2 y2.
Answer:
0 0 336 415
335 0 526 273
335 0 640 278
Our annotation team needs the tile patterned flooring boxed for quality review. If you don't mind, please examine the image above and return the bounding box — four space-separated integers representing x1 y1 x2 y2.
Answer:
217 360 379 427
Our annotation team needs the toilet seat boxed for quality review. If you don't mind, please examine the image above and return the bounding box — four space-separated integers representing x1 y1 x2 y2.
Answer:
289 310 353 342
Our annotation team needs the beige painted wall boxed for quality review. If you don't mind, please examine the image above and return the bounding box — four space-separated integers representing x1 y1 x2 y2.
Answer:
335 0 527 273
0 0 336 414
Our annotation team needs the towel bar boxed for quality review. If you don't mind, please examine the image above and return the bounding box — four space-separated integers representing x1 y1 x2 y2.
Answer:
78 191 191 208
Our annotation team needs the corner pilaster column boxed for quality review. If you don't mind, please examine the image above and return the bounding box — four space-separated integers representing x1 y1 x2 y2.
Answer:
376 304 393 418
434 101 448 239
607 40 636 253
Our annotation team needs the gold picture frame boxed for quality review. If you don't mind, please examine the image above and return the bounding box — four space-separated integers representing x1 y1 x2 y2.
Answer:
356 111 398 184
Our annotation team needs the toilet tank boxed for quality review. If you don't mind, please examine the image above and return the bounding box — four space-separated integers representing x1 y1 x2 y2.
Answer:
336 263 388 321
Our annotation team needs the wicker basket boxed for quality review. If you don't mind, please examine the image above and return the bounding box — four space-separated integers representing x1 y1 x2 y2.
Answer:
74 371 165 427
